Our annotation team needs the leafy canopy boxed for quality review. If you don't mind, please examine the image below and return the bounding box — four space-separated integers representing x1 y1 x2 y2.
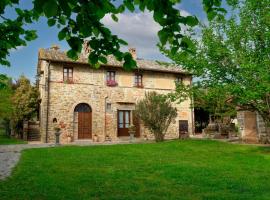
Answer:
164 0 270 123
0 0 236 69
11 75 39 133
0 75 13 119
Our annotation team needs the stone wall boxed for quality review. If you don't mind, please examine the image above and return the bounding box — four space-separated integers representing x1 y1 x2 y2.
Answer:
237 110 269 143
39 61 194 143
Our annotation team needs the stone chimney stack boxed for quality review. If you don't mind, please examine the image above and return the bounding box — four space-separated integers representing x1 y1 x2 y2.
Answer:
129 48 137 59
50 44 60 51
82 40 91 58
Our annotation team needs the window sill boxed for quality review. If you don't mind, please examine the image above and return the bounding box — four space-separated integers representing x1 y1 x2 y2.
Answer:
133 85 144 88
106 84 118 87
57 80 74 84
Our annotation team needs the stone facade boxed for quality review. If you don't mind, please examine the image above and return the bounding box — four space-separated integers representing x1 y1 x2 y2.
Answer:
237 110 269 143
38 48 194 143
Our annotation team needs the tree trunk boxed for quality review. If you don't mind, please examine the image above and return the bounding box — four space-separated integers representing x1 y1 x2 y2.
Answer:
154 132 164 142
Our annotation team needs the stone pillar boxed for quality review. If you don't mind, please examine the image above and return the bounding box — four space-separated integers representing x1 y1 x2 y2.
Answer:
23 121 28 141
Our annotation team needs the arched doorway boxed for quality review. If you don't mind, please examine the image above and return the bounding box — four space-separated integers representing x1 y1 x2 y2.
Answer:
74 103 92 139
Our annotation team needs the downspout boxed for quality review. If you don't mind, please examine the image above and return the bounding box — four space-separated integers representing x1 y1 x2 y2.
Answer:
191 100 195 135
190 76 195 136
45 61 51 143
104 96 108 140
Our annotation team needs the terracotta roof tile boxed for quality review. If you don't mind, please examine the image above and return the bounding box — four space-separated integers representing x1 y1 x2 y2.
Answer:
38 48 189 74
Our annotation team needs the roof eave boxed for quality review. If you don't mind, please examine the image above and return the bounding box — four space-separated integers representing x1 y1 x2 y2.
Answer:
38 57 191 75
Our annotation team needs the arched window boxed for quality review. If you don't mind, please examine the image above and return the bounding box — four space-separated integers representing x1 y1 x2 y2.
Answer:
74 103 91 112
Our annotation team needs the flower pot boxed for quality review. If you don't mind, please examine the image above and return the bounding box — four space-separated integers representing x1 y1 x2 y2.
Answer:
54 130 61 145
93 135 99 142
129 130 135 142
67 136 72 143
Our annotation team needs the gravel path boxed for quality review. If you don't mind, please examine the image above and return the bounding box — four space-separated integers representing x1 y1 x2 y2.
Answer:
0 144 54 180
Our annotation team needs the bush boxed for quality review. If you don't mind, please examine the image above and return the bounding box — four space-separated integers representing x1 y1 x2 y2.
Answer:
134 92 177 142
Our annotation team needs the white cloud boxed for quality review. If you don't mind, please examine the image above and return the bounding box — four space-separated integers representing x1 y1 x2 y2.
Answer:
10 46 25 53
102 10 191 61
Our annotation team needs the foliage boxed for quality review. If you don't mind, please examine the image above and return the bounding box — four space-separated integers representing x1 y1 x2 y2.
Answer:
0 75 13 119
193 86 236 122
0 74 9 89
1 140 270 199
169 83 236 123
0 128 26 144
11 75 39 135
0 0 239 69
134 92 177 142
164 0 270 124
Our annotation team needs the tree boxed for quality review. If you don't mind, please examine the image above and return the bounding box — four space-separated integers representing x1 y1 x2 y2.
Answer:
195 87 236 122
0 75 14 135
11 75 39 137
134 92 177 142
0 0 237 69
0 75 13 118
164 0 270 127
171 84 236 122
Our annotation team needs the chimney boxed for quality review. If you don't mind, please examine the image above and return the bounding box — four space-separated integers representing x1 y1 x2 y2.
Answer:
129 48 137 59
82 40 91 58
50 44 60 51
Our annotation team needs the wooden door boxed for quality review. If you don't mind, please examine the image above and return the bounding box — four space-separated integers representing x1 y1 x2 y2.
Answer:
117 110 130 136
179 120 188 138
133 114 140 137
78 112 92 139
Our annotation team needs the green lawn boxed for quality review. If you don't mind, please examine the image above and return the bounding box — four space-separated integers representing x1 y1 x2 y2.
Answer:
0 128 26 145
1 140 270 200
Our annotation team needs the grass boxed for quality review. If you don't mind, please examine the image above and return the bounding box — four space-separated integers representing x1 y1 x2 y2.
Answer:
0 128 26 145
1 140 270 200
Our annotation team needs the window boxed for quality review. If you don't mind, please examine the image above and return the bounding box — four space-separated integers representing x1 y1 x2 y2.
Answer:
63 67 73 82
117 110 132 136
134 73 143 87
118 110 130 128
106 71 117 86
106 71 115 81
176 76 183 84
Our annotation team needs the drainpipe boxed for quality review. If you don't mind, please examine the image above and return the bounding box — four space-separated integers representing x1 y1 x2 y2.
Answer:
190 76 195 136
45 61 51 143
104 96 108 140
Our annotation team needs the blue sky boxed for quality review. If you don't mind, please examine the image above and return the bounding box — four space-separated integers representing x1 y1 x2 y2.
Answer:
0 0 207 82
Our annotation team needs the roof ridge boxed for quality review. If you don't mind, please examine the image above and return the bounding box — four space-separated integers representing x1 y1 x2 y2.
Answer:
38 48 188 74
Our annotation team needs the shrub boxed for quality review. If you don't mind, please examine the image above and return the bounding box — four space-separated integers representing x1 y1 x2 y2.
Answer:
134 92 177 142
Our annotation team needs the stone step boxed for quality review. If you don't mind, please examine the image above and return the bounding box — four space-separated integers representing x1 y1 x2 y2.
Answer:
27 134 41 141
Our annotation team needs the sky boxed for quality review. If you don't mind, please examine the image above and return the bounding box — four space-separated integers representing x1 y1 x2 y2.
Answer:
0 0 207 82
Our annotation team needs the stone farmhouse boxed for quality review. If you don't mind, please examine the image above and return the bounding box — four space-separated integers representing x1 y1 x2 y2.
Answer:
37 45 194 143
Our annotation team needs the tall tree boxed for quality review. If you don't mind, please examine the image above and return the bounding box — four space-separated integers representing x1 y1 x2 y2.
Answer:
0 0 237 69
164 0 270 125
0 75 13 119
11 75 39 137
